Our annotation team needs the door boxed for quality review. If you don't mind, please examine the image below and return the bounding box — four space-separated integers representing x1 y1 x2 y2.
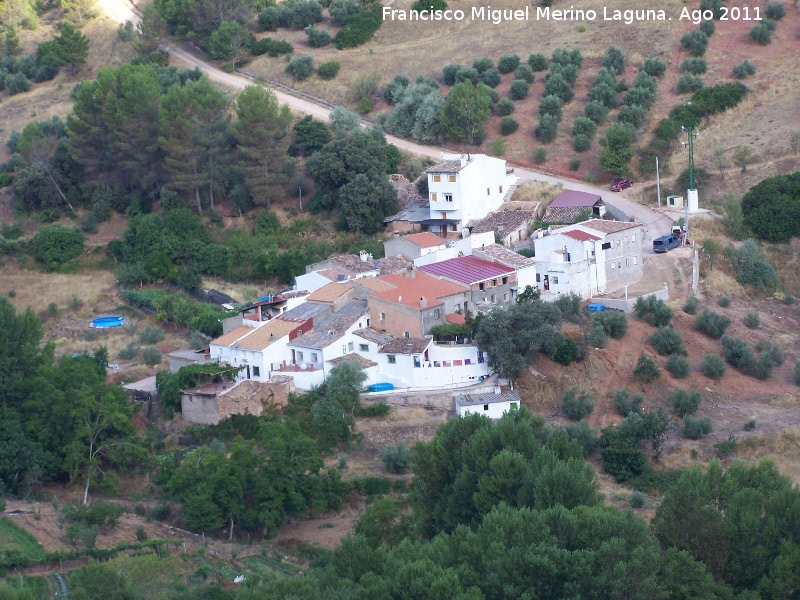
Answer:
544 275 550 291
246 365 251 379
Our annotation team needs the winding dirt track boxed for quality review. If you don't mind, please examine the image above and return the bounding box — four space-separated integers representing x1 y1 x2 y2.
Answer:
99 0 673 243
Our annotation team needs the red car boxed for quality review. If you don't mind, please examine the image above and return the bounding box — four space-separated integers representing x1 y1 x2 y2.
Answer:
610 178 633 191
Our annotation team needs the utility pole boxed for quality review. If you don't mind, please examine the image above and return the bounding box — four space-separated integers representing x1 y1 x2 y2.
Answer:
681 115 699 246
655 156 661 208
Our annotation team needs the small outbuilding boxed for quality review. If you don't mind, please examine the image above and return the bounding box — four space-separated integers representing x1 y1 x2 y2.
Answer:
455 389 521 419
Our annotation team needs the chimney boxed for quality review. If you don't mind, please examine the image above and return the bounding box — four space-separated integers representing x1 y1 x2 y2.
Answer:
398 295 403 303
419 296 427 308
460 154 467 167
269 333 275 342
359 250 368 262
467 153 472 162
405 266 415 279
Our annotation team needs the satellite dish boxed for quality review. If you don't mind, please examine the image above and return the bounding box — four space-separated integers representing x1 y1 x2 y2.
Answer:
300 362 308 370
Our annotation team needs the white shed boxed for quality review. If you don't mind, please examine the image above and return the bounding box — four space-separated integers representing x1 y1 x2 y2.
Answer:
455 390 521 420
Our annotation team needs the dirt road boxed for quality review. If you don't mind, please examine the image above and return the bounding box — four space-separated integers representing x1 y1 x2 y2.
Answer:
101 0 673 246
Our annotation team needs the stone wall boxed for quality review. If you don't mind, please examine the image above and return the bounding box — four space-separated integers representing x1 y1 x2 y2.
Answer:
181 377 295 424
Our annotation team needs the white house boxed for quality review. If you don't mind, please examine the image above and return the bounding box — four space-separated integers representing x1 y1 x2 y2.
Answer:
424 153 517 237
455 389 522 419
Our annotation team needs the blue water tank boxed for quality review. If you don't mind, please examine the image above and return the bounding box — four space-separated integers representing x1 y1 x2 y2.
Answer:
587 303 606 312
369 383 394 392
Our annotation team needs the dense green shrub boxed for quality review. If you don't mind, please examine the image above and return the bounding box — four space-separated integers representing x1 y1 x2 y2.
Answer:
572 116 597 139
677 74 704 94
721 335 755 372
455 66 480 85
382 442 411 474
732 60 756 79
285 55 314 80
584 101 608 125
31 224 84 271
472 56 493 73
741 173 800 243
690 82 747 115
528 52 547 71
794 363 800 386
534 147 548 163
681 58 707 75
666 355 690 379
618 104 647 129
701 354 727 379
383 74 409 104
682 415 712 439
480 68 501 88
497 54 521 73
633 353 660 383
671 389 701 417
118 341 140 360
634 296 673 327
549 62 579 85
699 19 715 36
561 387 594 421
642 56 666 77
539 94 563 120
535 114 558 143
743 311 760 329
564 422 598 456
334 5 382 49
593 310 628 339
509 79 530 100
587 319 608 348
756 340 784 366
749 23 771 45
743 419 756 431
543 72 574 102
730 239 778 290
317 61 340 80
695 309 731 339
305 26 332 47
546 334 580 365
649 326 687 356
764 2 786 19
141 347 162 366
681 30 708 56
514 63 534 84
629 491 646 508
717 296 731 308
573 134 591 152
442 63 461 85
602 46 625 74
683 296 699 315
495 97 514 116
499 117 519 135
624 86 655 109
569 157 581 171
614 389 643 416
138 326 165 345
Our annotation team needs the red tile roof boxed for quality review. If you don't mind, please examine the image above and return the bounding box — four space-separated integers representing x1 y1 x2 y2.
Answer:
419 256 514 285
404 232 447 248
446 312 466 325
373 270 467 310
564 230 601 242
550 190 602 208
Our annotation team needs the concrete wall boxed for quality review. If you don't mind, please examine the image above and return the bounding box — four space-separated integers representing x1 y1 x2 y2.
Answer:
590 286 669 313
602 199 631 222
458 401 517 419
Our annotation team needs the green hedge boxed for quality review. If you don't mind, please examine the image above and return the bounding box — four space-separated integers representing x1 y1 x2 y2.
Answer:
251 38 293 57
335 4 382 49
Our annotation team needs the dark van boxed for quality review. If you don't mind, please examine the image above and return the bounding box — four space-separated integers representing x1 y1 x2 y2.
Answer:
653 235 680 253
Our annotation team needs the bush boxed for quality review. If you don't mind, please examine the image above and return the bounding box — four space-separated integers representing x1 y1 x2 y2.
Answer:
356 402 390 417
472 56 493 73
683 296 699 315
305 26 332 47
118 341 140 360
569 157 581 171
31 224 84 271
534 146 548 163
317 61 340 80
499 117 519 135
498 53 521 73
629 491 646 508
135 527 148 542
535 114 558 143
701 354 727 379
666 355 690 379
633 353 660 383
564 422 598 456
695 308 731 339
584 101 608 125
587 320 608 348
671 389 701 417
382 74 409 104
139 326 165 345
382 442 411 474
764 2 786 20
682 415 713 439
634 295 673 327
731 239 778 291
677 74 704 94
334 7 382 49
141 347 162 366
690 82 748 115
721 335 755 372
588 82 618 109
749 24 771 45
618 104 647 129
547 334 579 365
594 311 628 339
743 311 760 329
614 389 643 416
528 52 547 71
700 19 716 36
514 63 534 84
649 326 687 356
442 63 460 85
744 419 756 431
7 73 31 95
561 387 594 421
80 212 98 234
285 55 314 80
573 134 591 152
455 66 479 85
732 60 756 79
681 58 707 75
681 30 709 56
544 73 574 102
642 56 666 77
480 68 501 88
509 79 530 100
539 94 563 120
495 97 514 116
715 433 738 456
602 46 626 74
572 116 597 139
794 363 800 386
717 295 731 308
251 38 293 56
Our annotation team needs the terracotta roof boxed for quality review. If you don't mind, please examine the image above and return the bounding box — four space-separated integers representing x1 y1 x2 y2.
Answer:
549 190 602 208
328 254 378 274
564 230 601 242
404 232 447 248
379 337 432 355
211 326 254 348
353 327 396 345
446 312 466 325
375 255 414 275
307 282 353 303
476 244 536 269
580 220 641 234
373 270 468 310
419 256 515 285
468 210 535 235
316 268 350 283
288 314 362 349
236 319 301 351
327 353 378 369
455 390 521 407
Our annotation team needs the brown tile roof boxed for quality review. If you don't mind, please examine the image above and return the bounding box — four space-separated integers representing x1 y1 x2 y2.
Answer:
468 210 535 235
580 220 641 234
426 159 467 173
476 244 536 269
307 282 353 303
404 232 447 248
550 190 602 208
211 326 254 348
564 230 602 242
373 270 468 310
236 319 302 351
379 337 432 355
327 353 378 369
353 277 396 293
446 312 466 325
541 206 587 224
316 268 350 283
353 327 396 345
377 256 414 275
288 314 363 349
329 254 378 274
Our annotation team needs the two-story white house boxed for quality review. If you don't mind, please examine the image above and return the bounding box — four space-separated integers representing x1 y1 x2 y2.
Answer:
424 153 517 238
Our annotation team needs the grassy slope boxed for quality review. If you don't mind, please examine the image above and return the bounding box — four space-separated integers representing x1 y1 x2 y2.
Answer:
0 517 48 563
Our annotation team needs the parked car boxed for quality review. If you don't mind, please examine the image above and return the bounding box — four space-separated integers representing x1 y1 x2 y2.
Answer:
653 235 680 253
610 177 633 191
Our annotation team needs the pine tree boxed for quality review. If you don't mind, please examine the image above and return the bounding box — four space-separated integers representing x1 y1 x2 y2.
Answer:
54 23 90 74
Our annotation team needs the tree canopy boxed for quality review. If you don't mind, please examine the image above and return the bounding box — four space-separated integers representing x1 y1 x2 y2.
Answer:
741 171 800 242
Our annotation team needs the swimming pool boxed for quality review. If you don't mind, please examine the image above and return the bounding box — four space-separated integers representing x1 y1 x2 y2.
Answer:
90 316 126 328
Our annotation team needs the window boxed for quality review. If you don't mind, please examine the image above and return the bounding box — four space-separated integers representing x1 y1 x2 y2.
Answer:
348 342 353 352
449 224 457 232
297 351 304 362
359 344 369 352
510 402 517 410
444 194 453 202
430 192 437 201
403 331 410 338
491 294 496 303
616 240 621 247
380 312 385 321
479 282 485 290
633 256 638 265
387 355 396 364
366 318 370 326
312 353 318 362
626 258 630 267
448 175 456 182
491 279 497 287
433 175 441 182
602 242 612 250
413 356 421 367
632 233 636 243
504 292 509 301
618 262 622 269
483 404 489 411
434 308 440 319
624 235 628 244
487 188 490 195
499 186 503 193
536 274 541 282
253 366 260 377
502 277 508 285
552 276 559 284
